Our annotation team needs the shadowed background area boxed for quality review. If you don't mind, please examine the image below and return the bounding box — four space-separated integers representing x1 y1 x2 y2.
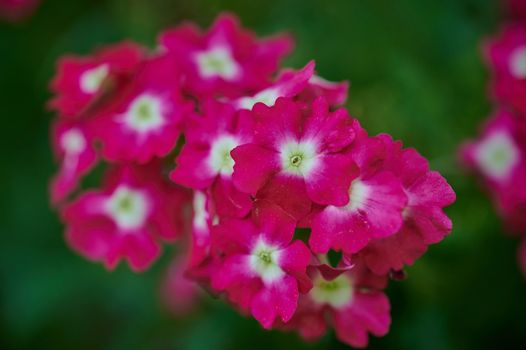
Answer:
1 0 525 349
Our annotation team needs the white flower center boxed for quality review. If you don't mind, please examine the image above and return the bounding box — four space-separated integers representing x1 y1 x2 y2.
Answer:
346 179 369 211
60 128 86 155
510 46 526 79
475 131 520 181
105 186 150 231
195 46 241 81
193 191 209 231
249 238 284 284
311 274 353 308
280 139 318 177
236 88 280 110
208 135 239 176
124 94 165 134
80 64 109 94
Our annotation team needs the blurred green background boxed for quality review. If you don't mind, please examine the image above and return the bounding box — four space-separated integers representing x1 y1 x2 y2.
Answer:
1 0 525 349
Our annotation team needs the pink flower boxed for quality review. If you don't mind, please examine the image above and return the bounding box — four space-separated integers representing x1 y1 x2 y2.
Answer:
49 119 97 204
359 135 456 274
92 54 193 163
229 61 315 110
210 208 312 329
232 97 357 220
0 0 40 22
485 24 526 115
170 100 253 217
461 110 526 187
62 163 190 271
281 262 390 348
49 41 144 118
160 254 201 316
158 13 293 98
309 132 408 255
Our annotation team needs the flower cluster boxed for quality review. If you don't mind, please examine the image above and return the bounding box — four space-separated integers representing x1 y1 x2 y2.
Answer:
461 2 526 277
49 13 455 348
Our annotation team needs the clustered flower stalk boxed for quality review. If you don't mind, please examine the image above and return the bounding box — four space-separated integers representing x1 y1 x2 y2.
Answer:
49 13 455 348
460 0 526 278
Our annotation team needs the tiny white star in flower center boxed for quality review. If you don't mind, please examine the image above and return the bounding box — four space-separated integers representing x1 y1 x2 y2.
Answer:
195 46 241 81
123 94 165 134
236 88 280 110
249 238 284 284
280 139 318 177
510 46 526 79
104 186 150 231
208 135 239 176
346 179 370 211
80 64 109 94
475 130 520 181
60 128 86 155
310 274 353 308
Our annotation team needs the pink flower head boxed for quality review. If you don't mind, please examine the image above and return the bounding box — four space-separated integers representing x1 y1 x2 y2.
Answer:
297 74 349 107
229 61 315 110
92 54 193 163
170 100 253 217
49 41 144 118
50 119 97 204
485 24 526 114
62 163 190 271
359 135 456 274
158 13 293 98
232 96 357 220
0 0 40 22
309 132 408 255
210 207 312 329
281 262 390 348
461 110 526 232
160 254 201 316
461 110 526 188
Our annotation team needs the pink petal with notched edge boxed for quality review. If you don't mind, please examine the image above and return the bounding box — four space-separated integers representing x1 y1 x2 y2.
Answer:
212 176 252 218
170 145 216 189
251 275 299 329
332 291 391 348
278 240 312 293
304 153 357 206
231 144 280 194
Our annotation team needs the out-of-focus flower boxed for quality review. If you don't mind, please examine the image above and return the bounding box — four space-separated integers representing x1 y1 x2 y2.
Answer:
0 0 40 22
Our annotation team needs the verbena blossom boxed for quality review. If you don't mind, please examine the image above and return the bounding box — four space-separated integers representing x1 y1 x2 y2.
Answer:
0 0 40 22
461 2 526 279
49 12 455 348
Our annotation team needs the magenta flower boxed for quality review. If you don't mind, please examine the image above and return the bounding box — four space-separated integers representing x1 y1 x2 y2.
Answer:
485 24 526 115
281 262 390 348
170 100 253 217
359 135 456 274
50 41 145 118
62 163 190 271
92 54 193 163
158 13 293 98
50 119 97 204
232 97 357 218
210 211 312 329
461 110 526 232
47 13 457 347
309 132 408 255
